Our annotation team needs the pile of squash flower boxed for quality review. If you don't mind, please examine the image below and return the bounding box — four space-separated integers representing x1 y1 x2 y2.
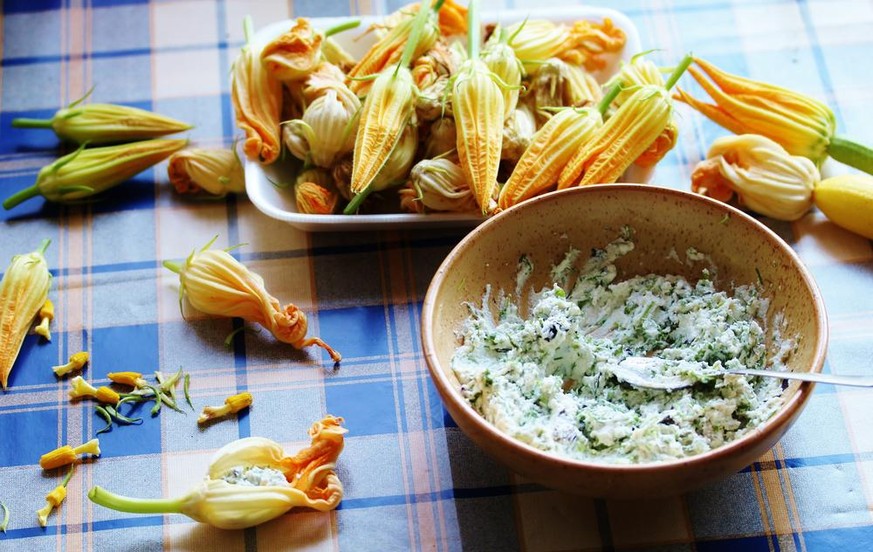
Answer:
230 0 694 217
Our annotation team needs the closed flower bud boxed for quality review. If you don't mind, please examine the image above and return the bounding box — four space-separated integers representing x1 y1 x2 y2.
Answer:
483 30 524 119
331 154 354 201
346 5 432 213
301 62 351 102
347 4 440 95
423 117 458 159
505 19 570 74
371 124 418 193
3 139 187 210
0 239 51 389
12 101 191 144
89 416 347 529
168 147 245 196
163 238 341 362
531 58 601 117
692 134 818 221
295 181 339 215
400 157 477 213
501 103 538 162
288 88 360 168
416 77 453 122
412 39 460 90
281 120 310 161
605 53 665 107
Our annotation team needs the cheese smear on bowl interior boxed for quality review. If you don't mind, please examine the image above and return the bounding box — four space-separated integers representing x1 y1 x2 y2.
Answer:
451 228 795 464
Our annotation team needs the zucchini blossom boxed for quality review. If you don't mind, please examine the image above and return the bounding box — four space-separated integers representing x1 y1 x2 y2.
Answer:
12 99 191 144
163 238 341 363
2 139 187 210
89 416 347 529
0 239 51 389
282 86 360 168
261 18 325 82
347 3 440 95
168 147 245 196
232 17 283 164
399 157 477 213
675 57 873 175
295 181 339 215
692 134 818 221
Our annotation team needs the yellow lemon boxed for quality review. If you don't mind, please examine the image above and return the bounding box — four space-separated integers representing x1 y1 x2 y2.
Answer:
814 174 873 239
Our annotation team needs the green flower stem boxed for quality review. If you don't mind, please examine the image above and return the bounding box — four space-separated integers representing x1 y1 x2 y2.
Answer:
62 465 75 487
343 185 373 214
324 20 360 37
828 135 873 176
11 117 54 129
88 486 183 515
596 84 623 115
162 260 182 274
3 185 41 210
37 239 51 255
398 0 433 70
665 53 694 91
468 0 481 60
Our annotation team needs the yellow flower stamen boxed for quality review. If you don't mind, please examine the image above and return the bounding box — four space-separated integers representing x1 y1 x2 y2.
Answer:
52 351 89 377
34 298 54 341
107 371 148 388
198 392 253 424
68 376 120 405
39 438 101 470
36 466 75 527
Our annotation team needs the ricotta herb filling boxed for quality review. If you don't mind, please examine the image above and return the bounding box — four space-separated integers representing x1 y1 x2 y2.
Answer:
221 466 291 487
451 228 794 464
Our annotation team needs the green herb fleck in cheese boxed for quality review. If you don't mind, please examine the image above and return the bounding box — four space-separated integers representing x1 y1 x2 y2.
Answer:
452 228 793 464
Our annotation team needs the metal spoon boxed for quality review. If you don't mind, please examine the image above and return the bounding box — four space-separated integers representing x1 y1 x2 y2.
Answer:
611 356 873 391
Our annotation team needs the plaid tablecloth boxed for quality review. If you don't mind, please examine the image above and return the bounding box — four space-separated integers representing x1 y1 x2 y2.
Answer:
2 0 872 550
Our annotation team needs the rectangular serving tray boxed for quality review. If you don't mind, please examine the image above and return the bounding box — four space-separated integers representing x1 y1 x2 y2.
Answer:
245 6 642 232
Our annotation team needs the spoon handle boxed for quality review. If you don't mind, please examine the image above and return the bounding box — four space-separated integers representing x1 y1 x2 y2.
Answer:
730 369 873 388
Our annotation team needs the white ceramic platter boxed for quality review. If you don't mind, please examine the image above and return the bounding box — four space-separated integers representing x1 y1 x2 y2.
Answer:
245 6 643 232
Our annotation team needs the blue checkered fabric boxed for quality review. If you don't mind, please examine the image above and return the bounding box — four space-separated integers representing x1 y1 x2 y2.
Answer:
2 0 873 550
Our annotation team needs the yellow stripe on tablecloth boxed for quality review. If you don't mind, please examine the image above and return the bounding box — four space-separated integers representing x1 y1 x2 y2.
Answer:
382 234 444 550
749 455 778 551
773 441 806 552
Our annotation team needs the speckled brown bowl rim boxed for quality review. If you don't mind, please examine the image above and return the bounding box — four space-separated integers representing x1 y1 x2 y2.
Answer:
421 184 829 476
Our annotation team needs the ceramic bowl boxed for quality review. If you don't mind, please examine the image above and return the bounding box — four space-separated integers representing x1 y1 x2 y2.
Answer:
421 184 828 498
